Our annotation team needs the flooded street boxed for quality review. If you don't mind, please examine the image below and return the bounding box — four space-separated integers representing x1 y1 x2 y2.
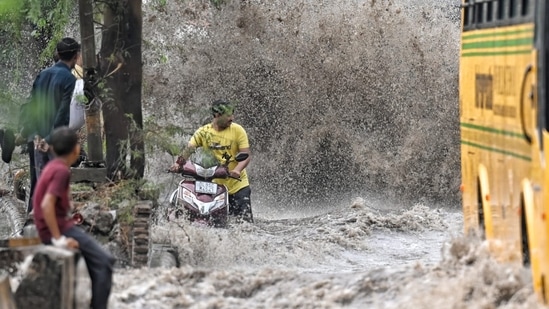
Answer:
1 194 540 308
109 199 541 308
0 0 543 307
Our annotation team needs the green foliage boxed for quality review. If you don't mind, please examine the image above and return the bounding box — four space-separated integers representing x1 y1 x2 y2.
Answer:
117 203 135 225
0 0 25 39
143 117 189 157
159 54 168 64
75 94 89 105
25 0 74 64
137 181 161 201
153 0 168 12
0 0 24 20
0 0 20 11
16 0 77 63
211 0 225 9
108 178 159 205
0 88 24 129
0 0 75 66
70 178 161 226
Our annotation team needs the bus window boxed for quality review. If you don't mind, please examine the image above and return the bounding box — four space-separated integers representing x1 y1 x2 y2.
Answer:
476 2 484 24
486 1 494 22
464 0 471 27
497 0 505 20
509 0 517 18
520 0 529 16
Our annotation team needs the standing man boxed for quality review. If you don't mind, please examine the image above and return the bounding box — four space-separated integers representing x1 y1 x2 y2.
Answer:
171 99 253 222
19 37 80 212
33 126 115 309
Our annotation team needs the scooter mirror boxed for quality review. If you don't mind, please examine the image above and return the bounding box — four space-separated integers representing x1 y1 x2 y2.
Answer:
235 152 249 162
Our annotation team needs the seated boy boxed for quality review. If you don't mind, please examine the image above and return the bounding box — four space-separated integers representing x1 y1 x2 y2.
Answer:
32 126 115 309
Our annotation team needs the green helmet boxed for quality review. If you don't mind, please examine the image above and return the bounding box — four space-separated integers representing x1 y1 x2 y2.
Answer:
211 99 235 116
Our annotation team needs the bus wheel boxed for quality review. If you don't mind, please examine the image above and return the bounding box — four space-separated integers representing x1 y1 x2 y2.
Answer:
520 195 530 266
477 181 486 239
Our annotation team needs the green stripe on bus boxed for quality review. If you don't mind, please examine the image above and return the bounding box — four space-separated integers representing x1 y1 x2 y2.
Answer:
460 122 527 139
461 28 534 41
462 37 533 50
461 49 532 57
461 140 531 161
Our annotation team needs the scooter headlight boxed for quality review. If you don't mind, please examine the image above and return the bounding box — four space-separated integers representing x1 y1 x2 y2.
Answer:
194 163 216 178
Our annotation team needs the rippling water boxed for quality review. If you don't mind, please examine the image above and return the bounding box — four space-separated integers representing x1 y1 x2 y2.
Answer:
109 200 541 308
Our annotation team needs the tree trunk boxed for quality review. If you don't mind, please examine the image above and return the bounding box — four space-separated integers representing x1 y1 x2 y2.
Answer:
100 0 144 179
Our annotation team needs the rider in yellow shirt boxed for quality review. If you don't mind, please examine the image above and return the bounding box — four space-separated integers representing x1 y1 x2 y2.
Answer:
172 100 253 222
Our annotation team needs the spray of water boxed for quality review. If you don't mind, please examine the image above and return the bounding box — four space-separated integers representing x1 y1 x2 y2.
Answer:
127 2 540 308
142 0 462 209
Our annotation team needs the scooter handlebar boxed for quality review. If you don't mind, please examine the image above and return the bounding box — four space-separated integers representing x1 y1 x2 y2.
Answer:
166 164 241 181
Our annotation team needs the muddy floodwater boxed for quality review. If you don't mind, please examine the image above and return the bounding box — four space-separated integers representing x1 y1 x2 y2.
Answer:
108 198 542 309
0 0 542 307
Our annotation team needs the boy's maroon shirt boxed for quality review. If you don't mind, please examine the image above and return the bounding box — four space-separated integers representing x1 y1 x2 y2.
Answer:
33 158 74 242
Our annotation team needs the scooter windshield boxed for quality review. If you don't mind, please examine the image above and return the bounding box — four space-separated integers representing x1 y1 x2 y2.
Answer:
190 147 219 169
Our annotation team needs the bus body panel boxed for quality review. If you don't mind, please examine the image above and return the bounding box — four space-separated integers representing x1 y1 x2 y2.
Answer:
460 23 534 263
461 0 548 301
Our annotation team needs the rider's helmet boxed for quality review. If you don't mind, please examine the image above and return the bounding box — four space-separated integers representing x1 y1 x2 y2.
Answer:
211 99 235 116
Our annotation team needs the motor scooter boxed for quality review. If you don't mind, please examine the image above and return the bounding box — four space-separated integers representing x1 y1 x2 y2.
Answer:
168 149 249 227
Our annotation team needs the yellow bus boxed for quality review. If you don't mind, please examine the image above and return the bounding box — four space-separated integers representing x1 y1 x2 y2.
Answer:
460 0 548 303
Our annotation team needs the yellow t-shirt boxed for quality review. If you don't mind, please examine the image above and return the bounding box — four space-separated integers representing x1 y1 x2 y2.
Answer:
189 123 250 194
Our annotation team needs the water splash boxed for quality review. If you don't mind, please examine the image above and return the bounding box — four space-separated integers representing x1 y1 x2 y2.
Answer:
142 0 462 208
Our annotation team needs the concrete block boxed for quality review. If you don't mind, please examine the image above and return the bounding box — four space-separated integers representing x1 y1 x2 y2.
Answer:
14 247 76 309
